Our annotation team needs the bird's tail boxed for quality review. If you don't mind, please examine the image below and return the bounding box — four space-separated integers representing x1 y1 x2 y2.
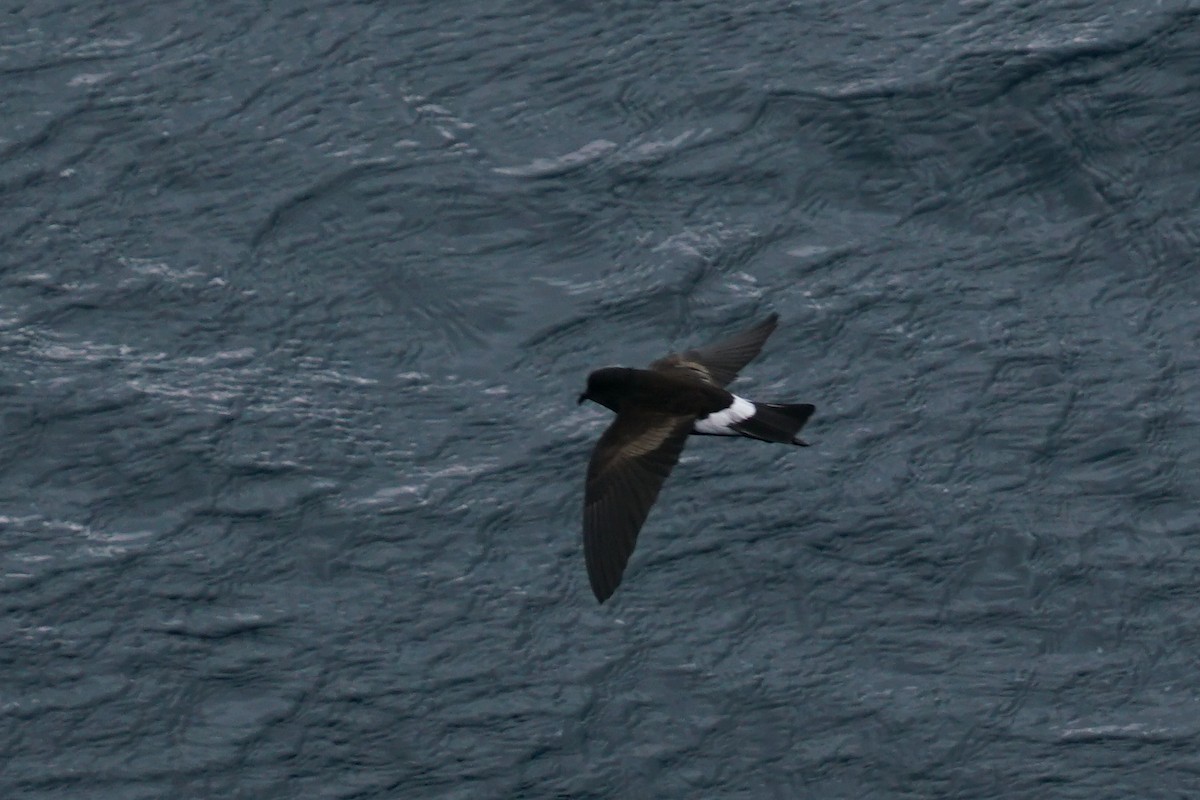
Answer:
732 402 815 446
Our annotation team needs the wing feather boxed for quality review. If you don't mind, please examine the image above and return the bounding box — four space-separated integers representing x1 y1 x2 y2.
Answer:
648 313 778 387
583 411 692 603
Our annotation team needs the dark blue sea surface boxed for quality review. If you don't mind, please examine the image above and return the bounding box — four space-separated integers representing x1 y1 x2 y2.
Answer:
3 1 1200 797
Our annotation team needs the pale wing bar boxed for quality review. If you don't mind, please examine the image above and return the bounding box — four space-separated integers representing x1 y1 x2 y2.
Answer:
649 313 779 387
583 412 692 603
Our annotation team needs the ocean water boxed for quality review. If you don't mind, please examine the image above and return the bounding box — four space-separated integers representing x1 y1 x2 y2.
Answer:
3 2 1200 797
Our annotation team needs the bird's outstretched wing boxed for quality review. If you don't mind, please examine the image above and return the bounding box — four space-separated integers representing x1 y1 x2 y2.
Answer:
583 410 694 603
648 313 778 387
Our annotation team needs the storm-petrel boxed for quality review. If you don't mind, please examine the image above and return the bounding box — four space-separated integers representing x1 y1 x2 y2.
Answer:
577 313 814 603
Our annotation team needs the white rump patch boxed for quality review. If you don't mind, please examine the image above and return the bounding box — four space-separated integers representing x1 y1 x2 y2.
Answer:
693 395 755 435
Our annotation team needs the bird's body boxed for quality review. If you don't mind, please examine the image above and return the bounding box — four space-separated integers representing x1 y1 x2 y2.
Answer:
577 313 815 603
581 367 730 416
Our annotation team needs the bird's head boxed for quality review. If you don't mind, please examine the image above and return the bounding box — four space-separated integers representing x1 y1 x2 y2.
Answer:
578 367 629 412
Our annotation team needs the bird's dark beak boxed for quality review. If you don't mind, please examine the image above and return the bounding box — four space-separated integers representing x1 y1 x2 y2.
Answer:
577 393 587 405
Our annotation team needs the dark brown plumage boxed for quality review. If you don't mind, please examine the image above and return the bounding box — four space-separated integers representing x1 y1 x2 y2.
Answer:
577 313 815 603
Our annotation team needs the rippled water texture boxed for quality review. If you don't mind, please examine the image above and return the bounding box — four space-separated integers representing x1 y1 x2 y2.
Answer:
3 2 1200 797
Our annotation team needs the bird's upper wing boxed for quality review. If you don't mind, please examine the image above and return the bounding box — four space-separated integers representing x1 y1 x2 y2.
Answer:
583 410 694 603
647 313 779 387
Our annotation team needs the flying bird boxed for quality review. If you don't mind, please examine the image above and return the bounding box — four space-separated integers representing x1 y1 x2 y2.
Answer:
577 313 814 603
